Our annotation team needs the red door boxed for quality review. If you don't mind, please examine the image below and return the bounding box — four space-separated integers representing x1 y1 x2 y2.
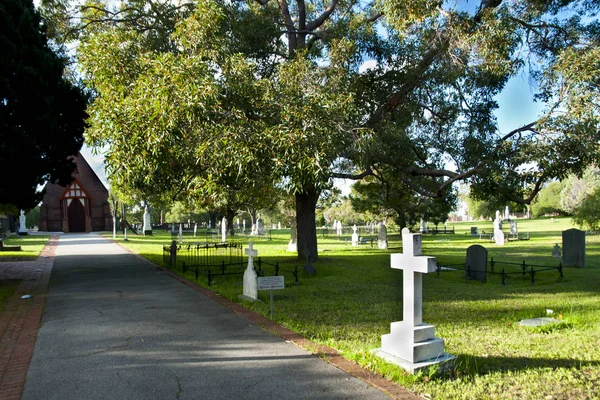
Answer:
68 199 86 232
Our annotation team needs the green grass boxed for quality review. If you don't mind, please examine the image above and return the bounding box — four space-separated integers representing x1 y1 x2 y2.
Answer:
0 234 51 261
0 280 21 312
112 218 600 400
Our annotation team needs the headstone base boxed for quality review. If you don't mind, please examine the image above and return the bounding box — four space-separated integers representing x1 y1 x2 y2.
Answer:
238 294 262 303
144 230 152 236
371 348 456 374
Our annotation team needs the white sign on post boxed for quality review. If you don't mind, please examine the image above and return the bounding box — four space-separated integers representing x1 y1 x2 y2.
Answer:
258 276 285 290
257 276 285 320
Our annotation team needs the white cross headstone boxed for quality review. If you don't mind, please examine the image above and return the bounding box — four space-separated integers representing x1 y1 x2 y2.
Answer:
493 210 504 245
221 217 227 243
374 228 454 373
241 242 259 301
178 223 183 244
352 224 359 246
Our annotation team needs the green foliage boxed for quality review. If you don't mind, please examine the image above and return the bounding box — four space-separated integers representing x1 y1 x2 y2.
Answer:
572 186 600 230
0 0 88 210
530 181 565 217
560 166 600 214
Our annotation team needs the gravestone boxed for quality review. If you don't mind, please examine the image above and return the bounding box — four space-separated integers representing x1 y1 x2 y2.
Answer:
510 220 518 235
562 228 586 268
377 221 388 249
493 210 504 245
221 217 227 242
243 220 246 232
470 226 478 236
142 204 152 236
373 228 455 373
287 220 298 252
240 242 259 301
19 210 26 233
352 225 359 246
336 220 343 236
420 218 426 233
178 223 183 244
552 244 561 258
194 223 197 237
505 206 510 220
303 250 316 275
465 245 487 283
257 217 264 235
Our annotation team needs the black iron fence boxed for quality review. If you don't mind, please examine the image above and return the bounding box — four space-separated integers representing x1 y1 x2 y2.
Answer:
162 240 297 286
437 257 564 286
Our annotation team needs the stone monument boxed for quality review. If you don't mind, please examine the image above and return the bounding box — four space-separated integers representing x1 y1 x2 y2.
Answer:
287 220 298 252
142 204 152 236
552 244 561 258
240 242 259 301
352 224 359 246
336 220 343 237
373 228 455 373
377 221 388 249
493 210 504 245
178 223 183 244
562 228 585 268
420 218 426 233
257 217 264 235
19 210 27 233
221 216 227 242
465 244 487 283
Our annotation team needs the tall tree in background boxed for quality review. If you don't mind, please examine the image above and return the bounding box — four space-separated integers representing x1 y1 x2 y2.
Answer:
56 0 600 261
0 0 88 211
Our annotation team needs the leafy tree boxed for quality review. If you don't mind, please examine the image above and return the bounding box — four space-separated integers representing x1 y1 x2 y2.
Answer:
530 180 565 217
0 0 88 211
573 187 600 230
56 0 600 262
559 166 600 214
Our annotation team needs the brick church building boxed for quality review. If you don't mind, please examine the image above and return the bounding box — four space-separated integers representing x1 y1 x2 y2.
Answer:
38 152 112 233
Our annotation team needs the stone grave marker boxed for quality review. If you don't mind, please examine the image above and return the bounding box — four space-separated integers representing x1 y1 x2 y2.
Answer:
420 218 426 233
493 210 504 245
178 223 183 244
257 217 264 235
510 220 518 235
19 210 26 233
377 221 388 249
562 228 586 268
221 216 227 242
352 224 359 246
552 244 561 258
142 204 152 236
336 220 343 236
470 226 478 236
287 220 298 252
465 244 487 283
373 228 455 373
240 242 259 301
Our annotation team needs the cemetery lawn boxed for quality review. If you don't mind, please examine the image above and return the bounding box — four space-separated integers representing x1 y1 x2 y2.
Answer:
91 221 600 398
0 235 51 261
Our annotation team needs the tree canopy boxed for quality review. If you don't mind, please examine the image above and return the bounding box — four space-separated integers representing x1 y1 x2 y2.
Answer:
0 0 88 212
48 0 600 260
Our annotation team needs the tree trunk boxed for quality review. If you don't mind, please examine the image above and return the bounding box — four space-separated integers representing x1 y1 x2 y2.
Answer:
226 208 235 236
209 211 217 229
295 187 320 262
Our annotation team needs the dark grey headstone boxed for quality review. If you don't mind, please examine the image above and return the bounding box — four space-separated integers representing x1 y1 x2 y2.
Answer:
470 226 478 236
465 244 487 282
562 228 586 268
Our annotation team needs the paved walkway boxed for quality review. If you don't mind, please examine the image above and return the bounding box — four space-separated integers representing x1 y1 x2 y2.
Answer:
0 233 422 400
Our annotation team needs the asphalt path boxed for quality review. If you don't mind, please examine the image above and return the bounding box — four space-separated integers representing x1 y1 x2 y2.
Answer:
22 233 393 400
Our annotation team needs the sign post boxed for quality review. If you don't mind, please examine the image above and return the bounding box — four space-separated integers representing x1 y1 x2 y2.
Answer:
258 276 285 320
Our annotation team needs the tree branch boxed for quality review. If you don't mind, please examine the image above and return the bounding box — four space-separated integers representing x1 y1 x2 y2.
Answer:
306 0 339 31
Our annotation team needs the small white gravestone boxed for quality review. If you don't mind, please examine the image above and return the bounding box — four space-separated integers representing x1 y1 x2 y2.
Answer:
373 228 455 373
19 210 27 233
240 242 259 302
178 223 183 244
493 210 504 245
377 221 388 249
552 244 561 258
243 220 246 232
352 224 359 246
420 218 426 233
257 217 264 235
505 206 510 220
337 220 343 236
221 217 227 243
236 218 240 229
194 223 197 237
142 205 152 236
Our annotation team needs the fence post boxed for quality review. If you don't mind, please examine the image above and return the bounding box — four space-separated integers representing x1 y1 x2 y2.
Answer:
221 260 225 275
257 257 263 276
521 260 527 276
182 262 187 274
275 262 279 276
530 266 535 284
170 240 177 268
559 262 564 279
195 267 199 281
490 257 495 272
436 263 441 276
207 269 212 286
293 265 299 285
501 269 506 286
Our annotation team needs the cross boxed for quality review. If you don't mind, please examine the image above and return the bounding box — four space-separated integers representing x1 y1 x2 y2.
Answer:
245 242 258 269
390 228 436 327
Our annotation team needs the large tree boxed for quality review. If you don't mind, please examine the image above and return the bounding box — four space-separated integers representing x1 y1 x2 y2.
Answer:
0 0 88 211
61 0 600 261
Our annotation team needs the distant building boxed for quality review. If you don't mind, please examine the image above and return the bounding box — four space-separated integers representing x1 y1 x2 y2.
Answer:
38 152 112 233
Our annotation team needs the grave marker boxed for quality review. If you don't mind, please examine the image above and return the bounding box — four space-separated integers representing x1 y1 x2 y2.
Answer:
465 244 487 283
562 228 585 268
373 228 455 373
240 242 259 301
377 221 388 249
